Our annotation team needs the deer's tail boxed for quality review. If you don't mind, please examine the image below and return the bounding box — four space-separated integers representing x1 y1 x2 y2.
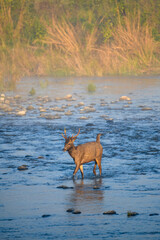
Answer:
96 133 102 143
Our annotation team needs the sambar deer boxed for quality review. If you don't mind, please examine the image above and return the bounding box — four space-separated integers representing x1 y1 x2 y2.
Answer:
62 129 103 178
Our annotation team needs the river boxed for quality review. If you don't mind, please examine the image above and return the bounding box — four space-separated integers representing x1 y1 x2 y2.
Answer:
0 76 160 239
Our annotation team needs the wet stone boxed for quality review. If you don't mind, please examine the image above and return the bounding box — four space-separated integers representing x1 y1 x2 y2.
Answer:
16 110 26 116
72 210 81 214
42 214 51 218
50 107 64 112
27 105 34 110
141 107 152 111
65 110 73 116
66 208 74 213
103 210 117 215
119 96 131 101
57 185 73 189
93 186 100 189
44 114 61 120
127 211 139 217
149 213 159 216
17 165 28 171
79 116 90 120
86 123 94 126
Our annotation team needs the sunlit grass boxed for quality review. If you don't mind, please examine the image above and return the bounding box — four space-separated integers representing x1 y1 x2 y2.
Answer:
0 7 160 90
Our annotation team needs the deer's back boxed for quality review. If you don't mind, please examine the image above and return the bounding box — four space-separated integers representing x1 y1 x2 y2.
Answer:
76 141 103 163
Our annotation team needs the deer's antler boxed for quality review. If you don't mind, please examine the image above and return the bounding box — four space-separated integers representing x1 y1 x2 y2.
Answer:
72 128 80 139
62 129 67 139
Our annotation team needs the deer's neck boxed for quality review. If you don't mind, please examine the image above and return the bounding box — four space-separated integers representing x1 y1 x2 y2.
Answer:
68 145 77 159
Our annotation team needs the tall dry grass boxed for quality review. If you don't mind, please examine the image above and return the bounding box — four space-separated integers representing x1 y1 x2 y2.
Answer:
0 8 160 90
98 14 160 74
42 13 160 77
42 16 102 76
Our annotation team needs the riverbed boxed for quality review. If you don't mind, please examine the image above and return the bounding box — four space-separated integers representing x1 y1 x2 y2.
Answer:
0 76 160 239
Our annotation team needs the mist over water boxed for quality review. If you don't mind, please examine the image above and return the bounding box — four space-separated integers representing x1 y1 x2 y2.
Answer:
0 76 160 239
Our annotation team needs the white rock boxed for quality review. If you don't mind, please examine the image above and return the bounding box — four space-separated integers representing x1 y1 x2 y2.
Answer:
119 96 131 101
16 110 26 116
65 94 72 99
79 116 89 120
39 108 46 112
65 110 73 116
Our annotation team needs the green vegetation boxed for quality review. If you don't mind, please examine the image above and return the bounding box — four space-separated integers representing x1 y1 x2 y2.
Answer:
29 87 36 96
88 83 96 93
0 0 160 89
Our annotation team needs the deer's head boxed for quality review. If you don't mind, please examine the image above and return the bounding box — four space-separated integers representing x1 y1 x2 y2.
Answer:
62 129 80 152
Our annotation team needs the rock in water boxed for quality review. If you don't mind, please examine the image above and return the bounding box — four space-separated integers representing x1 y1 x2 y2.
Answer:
127 211 139 217
72 210 81 214
103 210 117 215
57 185 73 189
119 96 131 101
149 213 159 216
66 208 74 213
42 214 51 218
17 165 28 171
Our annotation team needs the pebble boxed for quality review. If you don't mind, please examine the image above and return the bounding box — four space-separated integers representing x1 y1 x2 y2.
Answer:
80 106 96 113
44 114 61 120
65 110 73 116
93 186 100 189
149 213 159 216
17 165 28 171
39 108 46 112
119 96 131 101
50 107 64 112
65 94 72 99
0 97 5 102
14 95 21 100
27 105 34 110
141 107 152 111
55 97 63 101
42 214 51 218
72 210 81 214
78 102 84 106
106 118 114 122
66 208 74 213
103 210 117 215
79 116 89 120
111 101 118 104
16 110 26 116
57 185 73 189
127 211 139 217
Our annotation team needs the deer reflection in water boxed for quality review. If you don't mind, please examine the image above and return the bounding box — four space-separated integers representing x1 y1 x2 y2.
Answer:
67 178 104 213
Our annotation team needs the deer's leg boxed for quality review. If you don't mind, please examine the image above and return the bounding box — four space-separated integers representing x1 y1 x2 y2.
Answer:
73 163 80 177
96 158 102 176
80 165 84 179
93 161 97 176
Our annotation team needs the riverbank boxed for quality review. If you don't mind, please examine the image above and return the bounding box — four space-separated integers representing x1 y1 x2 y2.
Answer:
1 0 160 91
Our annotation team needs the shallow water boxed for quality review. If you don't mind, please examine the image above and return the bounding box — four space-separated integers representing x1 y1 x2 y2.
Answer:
0 76 160 239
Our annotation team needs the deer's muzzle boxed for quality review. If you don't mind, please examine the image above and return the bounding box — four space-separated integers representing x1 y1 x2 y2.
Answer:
63 147 67 152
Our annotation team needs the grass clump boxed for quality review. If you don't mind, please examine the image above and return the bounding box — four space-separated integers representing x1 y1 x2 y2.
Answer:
29 87 36 96
87 83 96 93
